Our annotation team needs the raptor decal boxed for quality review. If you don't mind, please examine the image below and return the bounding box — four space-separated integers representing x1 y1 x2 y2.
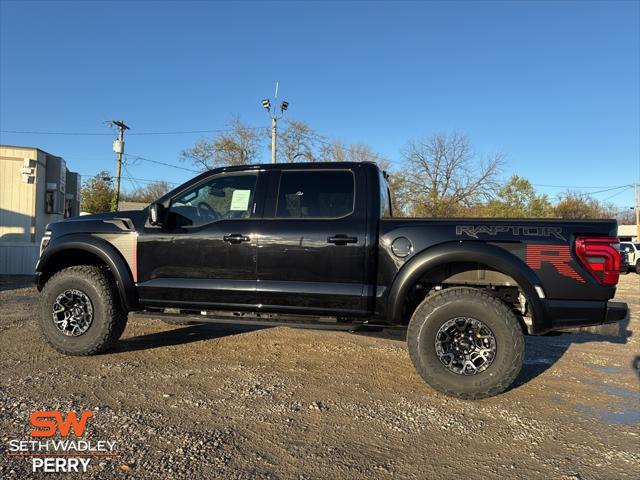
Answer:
456 225 566 241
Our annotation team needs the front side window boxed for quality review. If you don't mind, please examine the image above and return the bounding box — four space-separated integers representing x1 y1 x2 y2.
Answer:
275 170 354 219
171 172 257 227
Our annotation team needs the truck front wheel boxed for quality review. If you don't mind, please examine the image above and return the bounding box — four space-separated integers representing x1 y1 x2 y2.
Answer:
407 287 524 400
39 266 128 355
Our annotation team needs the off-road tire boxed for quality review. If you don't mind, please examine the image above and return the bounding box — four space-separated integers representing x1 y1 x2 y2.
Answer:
39 266 127 355
407 287 524 400
636 259 640 274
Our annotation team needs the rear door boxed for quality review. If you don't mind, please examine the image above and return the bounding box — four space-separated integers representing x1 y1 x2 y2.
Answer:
256 167 369 315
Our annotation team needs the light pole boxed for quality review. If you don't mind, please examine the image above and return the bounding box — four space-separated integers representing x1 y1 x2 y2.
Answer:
262 83 289 164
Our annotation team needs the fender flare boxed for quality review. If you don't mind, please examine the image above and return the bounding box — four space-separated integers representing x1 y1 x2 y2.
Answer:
386 241 546 329
36 234 139 311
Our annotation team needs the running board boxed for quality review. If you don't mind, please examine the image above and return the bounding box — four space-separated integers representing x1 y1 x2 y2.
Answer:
132 310 402 331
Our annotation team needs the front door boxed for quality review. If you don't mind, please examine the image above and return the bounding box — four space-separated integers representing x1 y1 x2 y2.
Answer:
137 170 263 310
256 168 368 315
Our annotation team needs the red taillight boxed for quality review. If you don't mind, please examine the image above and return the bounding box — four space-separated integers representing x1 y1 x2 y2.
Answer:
574 236 620 286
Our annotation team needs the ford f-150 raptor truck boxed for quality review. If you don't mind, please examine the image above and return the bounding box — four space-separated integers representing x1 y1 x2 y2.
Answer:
35 162 628 399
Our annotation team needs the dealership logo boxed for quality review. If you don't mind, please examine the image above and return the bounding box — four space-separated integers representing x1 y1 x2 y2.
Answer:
6 410 117 473
30 410 94 437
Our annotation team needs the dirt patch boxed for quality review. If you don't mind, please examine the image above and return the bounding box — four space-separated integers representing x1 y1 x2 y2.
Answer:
0 274 638 479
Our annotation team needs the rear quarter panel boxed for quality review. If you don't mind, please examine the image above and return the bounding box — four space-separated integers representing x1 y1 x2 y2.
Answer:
377 218 618 303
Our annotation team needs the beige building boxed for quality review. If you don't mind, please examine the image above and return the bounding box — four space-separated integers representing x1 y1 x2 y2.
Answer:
0 145 80 274
618 224 639 242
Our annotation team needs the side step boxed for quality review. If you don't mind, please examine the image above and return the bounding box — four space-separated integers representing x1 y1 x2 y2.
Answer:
132 310 402 332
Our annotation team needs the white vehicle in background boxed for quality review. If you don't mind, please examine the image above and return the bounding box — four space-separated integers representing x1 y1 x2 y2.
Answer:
620 242 640 273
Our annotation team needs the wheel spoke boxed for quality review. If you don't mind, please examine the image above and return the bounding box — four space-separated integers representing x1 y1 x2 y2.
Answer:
435 316 497 376
51 289 93 337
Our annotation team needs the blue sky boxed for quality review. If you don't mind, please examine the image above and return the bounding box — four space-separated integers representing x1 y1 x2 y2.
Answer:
1 0 638 208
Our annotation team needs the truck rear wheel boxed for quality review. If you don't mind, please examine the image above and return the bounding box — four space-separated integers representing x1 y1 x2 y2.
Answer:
407 287 524 400
39 266 127 355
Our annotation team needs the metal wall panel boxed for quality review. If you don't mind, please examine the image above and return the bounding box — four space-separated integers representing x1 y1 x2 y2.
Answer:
0 243 38 274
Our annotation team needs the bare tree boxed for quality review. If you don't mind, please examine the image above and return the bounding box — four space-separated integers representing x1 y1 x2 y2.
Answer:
320 140 348 162
402 132 503 217
121 181 172 203
320 141 383 164
278 119 326 162
180 116 264 171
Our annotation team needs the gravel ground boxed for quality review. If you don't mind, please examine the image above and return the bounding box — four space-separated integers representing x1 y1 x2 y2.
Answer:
0 274 638 479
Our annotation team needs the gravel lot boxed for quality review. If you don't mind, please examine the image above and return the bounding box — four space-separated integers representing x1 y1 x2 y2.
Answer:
0 274 638 479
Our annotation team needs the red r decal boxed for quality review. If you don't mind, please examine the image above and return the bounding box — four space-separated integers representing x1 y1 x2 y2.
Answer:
526 245 584 283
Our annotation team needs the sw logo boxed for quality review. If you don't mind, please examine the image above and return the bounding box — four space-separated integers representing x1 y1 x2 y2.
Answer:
29 410 93 437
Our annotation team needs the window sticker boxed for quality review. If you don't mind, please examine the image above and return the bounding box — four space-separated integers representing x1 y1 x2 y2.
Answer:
230 189 251 211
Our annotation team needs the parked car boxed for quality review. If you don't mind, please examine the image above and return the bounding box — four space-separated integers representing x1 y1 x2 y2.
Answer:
34 162 628 399
620 242 640 273
620 247 629 273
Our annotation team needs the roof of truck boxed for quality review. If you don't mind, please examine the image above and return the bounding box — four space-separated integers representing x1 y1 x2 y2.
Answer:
214 160 380 173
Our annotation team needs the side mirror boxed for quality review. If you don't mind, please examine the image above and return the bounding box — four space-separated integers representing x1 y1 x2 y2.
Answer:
148 202 167 226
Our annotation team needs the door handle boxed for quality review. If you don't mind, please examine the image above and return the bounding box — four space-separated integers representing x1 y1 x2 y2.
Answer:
223 234 251 244
327 235 358 245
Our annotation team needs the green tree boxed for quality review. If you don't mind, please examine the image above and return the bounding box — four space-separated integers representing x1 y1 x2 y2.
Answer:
554 191 616 219
81 171 115 213
487 175 554 218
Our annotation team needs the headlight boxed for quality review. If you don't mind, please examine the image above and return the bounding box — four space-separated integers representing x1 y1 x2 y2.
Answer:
40 231 51 257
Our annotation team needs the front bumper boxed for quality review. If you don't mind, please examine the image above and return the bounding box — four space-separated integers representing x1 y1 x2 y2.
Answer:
538 299 628 334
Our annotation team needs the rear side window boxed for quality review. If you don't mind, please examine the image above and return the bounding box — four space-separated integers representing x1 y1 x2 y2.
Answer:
275 170 355 219
379 170 392 217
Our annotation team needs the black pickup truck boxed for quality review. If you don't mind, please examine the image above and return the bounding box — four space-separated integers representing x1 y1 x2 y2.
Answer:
35 162 628 399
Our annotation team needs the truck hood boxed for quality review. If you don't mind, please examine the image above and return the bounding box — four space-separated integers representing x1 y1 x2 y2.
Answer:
46 210 147 237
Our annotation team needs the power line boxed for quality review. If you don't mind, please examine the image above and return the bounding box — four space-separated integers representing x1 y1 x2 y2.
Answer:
80 172 180 186
124 153 200 172
0 126 265 136
601 186 633 202
530 183 632 190
1 130 113 136
581 185 633 195
122 163 142 192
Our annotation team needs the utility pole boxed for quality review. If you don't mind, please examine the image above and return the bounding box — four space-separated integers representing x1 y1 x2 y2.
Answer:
108 120 130 210
635 179 639 242
262 82 289 163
